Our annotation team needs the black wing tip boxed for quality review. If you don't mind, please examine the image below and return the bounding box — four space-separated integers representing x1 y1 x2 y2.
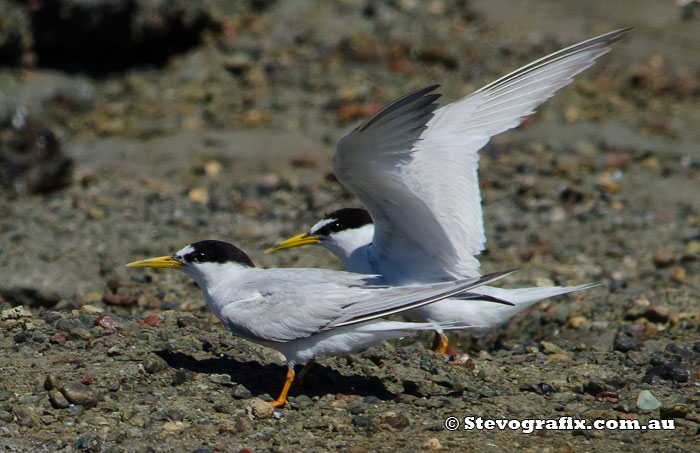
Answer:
596 27 633 45
356 84 443 133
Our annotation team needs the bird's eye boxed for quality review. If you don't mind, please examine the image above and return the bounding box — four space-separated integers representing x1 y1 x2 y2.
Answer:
192 252 206 263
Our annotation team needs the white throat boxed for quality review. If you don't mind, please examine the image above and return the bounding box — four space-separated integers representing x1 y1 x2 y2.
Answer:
321 224 375 274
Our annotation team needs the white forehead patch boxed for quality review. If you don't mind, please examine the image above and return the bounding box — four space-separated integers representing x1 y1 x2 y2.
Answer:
309 217 336 235
176 244 195 257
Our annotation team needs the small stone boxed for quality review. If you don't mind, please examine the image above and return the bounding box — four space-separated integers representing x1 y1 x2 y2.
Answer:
13 407 34 427
653 250 675 268
234 415 254 433
660 404 689 419
49 332 68 344
637 390 661 411
172 369 189 386
69 327 92 341
143 353 169 374
540 341 570 356
645 305 670 323
143 315 164 327
352 415 377 433
248 398 274 419
161 421 186 435
60 383 98 408
49 390 70 409
613 330 642 352
189 187 209 204
671 266 686 283
210 374 233 385
101 294 138 306
177 315 200 328
80 305 103 314
218 421 236 434
44 374 63 391
453 353 474 369
231 384 252 399
381 414 410 429
94 315 118 332
568 316 588 328
422 437 443 450
290 395 314 409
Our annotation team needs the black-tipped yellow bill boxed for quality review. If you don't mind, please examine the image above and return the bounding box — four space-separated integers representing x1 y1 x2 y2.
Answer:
125 255 184 269
266 233 320 253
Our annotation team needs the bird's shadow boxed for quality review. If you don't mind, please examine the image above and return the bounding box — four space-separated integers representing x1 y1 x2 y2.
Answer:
155 350 396 401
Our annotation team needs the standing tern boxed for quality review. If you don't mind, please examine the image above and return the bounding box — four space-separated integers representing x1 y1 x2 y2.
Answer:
268 29 630 352
127 239 514 407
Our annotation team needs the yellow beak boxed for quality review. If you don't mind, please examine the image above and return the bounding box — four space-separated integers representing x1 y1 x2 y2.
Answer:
125 255 185 269
266 232 320 253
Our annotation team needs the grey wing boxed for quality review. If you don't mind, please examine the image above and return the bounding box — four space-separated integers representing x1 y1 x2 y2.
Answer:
219 270 515 342
334 29 630 280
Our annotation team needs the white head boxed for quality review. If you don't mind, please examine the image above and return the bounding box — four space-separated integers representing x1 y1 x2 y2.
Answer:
267 208 374 263
126 239 256 289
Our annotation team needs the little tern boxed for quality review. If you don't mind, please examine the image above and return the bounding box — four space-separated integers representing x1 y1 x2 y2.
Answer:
268 29 630 352
127 239 514 407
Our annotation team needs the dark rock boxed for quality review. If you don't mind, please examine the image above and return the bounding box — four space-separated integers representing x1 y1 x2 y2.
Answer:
172 369 190 386
0 122 72 195
60 382 98 408
231 384 252 399
290 395 313 409
165 409 183 421
13 331 29 344
49 390 70 409
642 361 691 384
613 329 642 352
352 415 377 433
143 353 169 374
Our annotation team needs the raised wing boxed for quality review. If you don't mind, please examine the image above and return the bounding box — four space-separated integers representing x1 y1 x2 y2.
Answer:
334 29 629 281
219 269 515 343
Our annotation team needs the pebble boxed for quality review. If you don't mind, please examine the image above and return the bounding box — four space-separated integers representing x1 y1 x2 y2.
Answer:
80 304 103 314
636 390 661 411
453 353 475 369
540 341 570 356
188 187 209 204
290 395 314 409
381 414 410 430
49 332 68 344
247 398 274 419
352 415 377 433
94 315 118 331
645 305 670 323
49 390 70 409
231 384 252 399
143 353 169 374
234 415 254 433
143 315 164 327
671 266 686 283
13 407 34 427
162 421 186 435
69 327 92 341
568 315 588 328
210 374 233 385
422 438 443 450
60 382 98 408
613 330 642 352
44 374 63 390
653 250 675 268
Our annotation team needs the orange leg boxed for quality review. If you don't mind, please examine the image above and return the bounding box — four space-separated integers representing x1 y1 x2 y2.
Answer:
270 365 294 408
431 331 449 354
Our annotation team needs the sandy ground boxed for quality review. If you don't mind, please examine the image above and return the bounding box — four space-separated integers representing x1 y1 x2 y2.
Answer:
0 0 699 451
